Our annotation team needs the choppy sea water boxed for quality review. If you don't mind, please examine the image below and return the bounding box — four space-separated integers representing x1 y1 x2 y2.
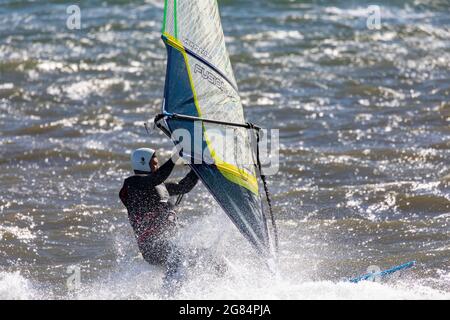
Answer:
0 0 449 299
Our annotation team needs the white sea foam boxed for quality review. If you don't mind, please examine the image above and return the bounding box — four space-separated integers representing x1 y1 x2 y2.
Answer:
0 225 36 241
53 211 449 300
2 266 448 300
0 271 35 300
55 257 450 300
1 212 449 300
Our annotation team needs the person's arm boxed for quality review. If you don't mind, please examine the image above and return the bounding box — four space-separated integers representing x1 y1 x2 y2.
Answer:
166 170 199 196
150 146 183 185
150 157 176 186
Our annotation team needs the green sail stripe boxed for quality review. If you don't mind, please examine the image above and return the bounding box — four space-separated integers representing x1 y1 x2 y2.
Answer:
162 0 168 33
174 0 178 38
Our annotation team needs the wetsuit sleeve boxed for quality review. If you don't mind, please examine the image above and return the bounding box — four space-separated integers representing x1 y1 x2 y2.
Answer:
150 158 176 186
166 170 199 196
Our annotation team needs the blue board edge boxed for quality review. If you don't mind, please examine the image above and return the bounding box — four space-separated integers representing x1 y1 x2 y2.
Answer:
349 261 416 283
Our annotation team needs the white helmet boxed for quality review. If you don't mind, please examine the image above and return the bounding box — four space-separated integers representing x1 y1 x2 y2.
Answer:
131 148 155 173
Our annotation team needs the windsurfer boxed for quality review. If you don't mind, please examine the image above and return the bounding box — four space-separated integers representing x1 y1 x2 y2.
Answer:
119 147 198 291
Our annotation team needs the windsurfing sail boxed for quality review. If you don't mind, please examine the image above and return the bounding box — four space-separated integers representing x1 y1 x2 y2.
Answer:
156 0 277 260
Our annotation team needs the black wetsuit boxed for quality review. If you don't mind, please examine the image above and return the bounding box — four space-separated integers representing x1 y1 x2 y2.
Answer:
119 158 198 275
